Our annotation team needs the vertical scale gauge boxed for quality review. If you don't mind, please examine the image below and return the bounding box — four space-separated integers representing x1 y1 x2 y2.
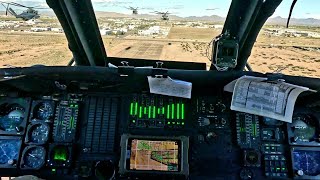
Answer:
236 113 260 149
129 95 186 128
53 101 79 142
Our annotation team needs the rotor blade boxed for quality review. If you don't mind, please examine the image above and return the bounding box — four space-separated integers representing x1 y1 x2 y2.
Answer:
206 8 219 10
141 7 154 10
1 3 8 15
7 7 17 17
33 7 50 9
6 3 8 15
0 1 28 8
33 5 49 9
286 0 298 28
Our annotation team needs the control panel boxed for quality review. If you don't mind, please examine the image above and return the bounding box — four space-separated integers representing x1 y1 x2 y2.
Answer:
0 93 319 180
128 94 186 128
194 96 229 128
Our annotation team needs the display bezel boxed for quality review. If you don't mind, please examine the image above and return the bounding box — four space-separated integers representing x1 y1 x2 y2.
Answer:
25 121 50 145
0 136 22 168
291 147 320 179
126 138 181 172
29 100 56 122
119 134 189 176
20 145 46 170
0 97 31 135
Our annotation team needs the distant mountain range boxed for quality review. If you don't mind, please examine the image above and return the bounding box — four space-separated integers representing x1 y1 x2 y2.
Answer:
1 10 320 27
266 16 320 26
94 12 320 26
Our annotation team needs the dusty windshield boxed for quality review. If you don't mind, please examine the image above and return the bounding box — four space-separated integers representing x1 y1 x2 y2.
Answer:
0 0 319 78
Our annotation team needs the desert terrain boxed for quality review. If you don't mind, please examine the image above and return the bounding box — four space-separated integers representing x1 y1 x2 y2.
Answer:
0 23 319 78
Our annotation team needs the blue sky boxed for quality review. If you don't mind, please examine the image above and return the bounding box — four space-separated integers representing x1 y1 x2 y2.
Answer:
0 0 319 19
92 0 320 19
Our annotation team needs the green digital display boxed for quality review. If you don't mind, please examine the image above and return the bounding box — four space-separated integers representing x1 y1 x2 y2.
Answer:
53 146 68 161
130 102 185 120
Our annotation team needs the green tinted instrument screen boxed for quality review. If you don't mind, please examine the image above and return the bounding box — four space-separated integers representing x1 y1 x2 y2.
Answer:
52 146 68 161
129 95 185 127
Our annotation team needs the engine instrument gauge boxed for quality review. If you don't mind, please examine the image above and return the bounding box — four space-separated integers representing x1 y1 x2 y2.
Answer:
20 146 46 170
239 168 254 180
244 150 261 167
0 137 22 168
0 104 25 132
25 122 50 145
34 102 54 121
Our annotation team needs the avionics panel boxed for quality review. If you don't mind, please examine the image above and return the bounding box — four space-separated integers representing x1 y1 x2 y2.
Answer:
128 139 180 171
128 95 187 128
291 147 320 179
119 134 189 177
0 136 22 168
53 100 79 143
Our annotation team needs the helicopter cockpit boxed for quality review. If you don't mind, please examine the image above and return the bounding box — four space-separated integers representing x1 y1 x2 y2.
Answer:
0 0 319 179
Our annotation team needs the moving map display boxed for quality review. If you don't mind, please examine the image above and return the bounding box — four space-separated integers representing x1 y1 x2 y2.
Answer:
129 139 179 171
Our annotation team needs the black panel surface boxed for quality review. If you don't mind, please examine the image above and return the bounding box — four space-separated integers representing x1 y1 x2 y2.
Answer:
80 96 118 155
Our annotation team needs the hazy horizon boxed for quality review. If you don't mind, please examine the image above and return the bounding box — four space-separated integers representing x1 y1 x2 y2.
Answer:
0 0 319 19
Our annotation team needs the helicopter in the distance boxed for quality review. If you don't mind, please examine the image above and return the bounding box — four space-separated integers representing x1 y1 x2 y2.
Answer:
0 1 48 21
126 6 139 15
153 11 171 20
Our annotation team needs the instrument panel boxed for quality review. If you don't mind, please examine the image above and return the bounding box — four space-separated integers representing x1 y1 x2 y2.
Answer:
128 94 187 128
0 93 319 180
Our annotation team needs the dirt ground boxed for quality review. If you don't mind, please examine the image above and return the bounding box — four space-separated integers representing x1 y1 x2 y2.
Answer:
0 27 319 78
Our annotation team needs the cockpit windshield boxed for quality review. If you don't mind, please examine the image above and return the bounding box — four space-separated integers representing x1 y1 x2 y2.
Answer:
0 0 319 77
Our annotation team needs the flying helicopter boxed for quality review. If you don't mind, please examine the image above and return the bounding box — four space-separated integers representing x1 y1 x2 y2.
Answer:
153 11 171 20
0 1 48 21
126 6 139 15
